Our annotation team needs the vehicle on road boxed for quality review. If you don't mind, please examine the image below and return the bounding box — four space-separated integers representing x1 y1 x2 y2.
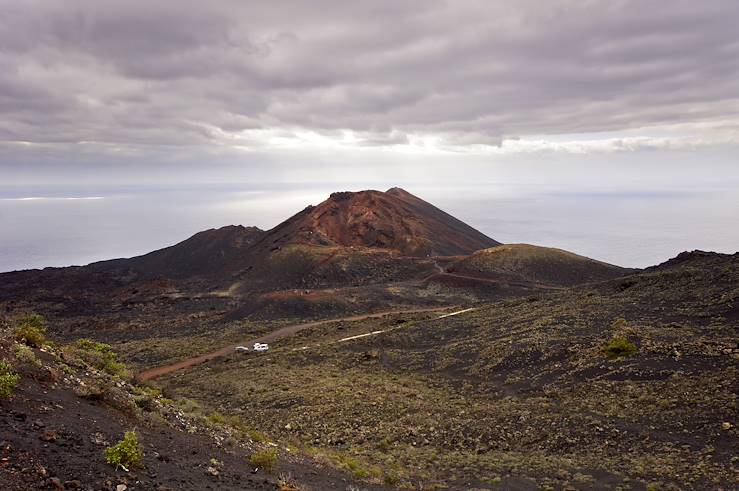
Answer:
253 342 269 352
234 346 249 353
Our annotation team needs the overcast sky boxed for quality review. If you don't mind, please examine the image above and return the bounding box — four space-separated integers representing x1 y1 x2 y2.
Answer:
1 1 738 271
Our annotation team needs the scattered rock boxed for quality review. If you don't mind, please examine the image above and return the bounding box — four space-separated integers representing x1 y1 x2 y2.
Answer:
39 430 58 442
73 384 104 400
90 432 109 446
48 477 64 490
116 484 127 491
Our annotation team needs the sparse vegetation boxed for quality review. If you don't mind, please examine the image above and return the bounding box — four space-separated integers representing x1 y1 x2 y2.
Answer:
0 360 20 399
133 394 157 412
158 251 738 489
12 343 40 366
481 476 502 485
104 431 144 470
2 226 736 488
248 429 268 443
13 313 47 347
602 336 637 358
207 411 226 425
307 447 383 480
76 338 111 352
249 448 278 473
73 338 128 376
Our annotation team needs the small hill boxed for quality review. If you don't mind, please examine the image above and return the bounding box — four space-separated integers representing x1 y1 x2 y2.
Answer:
254 187 499 257
646 249 730 272
101 225 264 278
449 243 633 287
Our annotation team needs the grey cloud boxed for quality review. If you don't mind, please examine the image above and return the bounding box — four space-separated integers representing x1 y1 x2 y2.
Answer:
0 0 738 154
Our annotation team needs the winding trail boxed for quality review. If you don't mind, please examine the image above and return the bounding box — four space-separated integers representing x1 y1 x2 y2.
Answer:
136 305 455 382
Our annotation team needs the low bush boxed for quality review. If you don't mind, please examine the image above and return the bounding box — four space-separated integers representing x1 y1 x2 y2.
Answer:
249 448 278 473
104 431 144 470
248 429 268 443
309 447 382 480
74 338 127 376
207 411 225 425
176 398 202 414
76 338 111 352
602 336 637 358
14 313 47 347
0 360 20 399
134 394 157 412
12 343 40 366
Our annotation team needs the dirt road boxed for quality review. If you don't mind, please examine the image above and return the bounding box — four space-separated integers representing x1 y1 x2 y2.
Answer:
136 305 455 381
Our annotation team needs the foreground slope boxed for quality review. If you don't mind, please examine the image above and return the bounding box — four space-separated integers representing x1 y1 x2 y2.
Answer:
0 321 388 491
159 251 739 490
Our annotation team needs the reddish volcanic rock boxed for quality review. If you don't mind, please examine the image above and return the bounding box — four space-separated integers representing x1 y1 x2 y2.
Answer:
257 187 499 256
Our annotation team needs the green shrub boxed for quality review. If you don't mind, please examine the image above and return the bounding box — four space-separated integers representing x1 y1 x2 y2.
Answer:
75 339 127 376
611 317 629 330
377 437 392 452
249 448 278 472
248 430 267 443
310 448 379 480
12 343 40 366
0 360 20 399
176 398 202 413
133 394 156 412
602 336 637 358
482 476 502 485
14 313 47 347
132 384 161 412
104 431 143 470
207 411 225 425
76 338 112 352
133 382 162 398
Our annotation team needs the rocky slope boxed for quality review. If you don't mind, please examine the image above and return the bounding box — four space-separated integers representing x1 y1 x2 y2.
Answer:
102 225 265 279
251 187 499 257
0 319 389 491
